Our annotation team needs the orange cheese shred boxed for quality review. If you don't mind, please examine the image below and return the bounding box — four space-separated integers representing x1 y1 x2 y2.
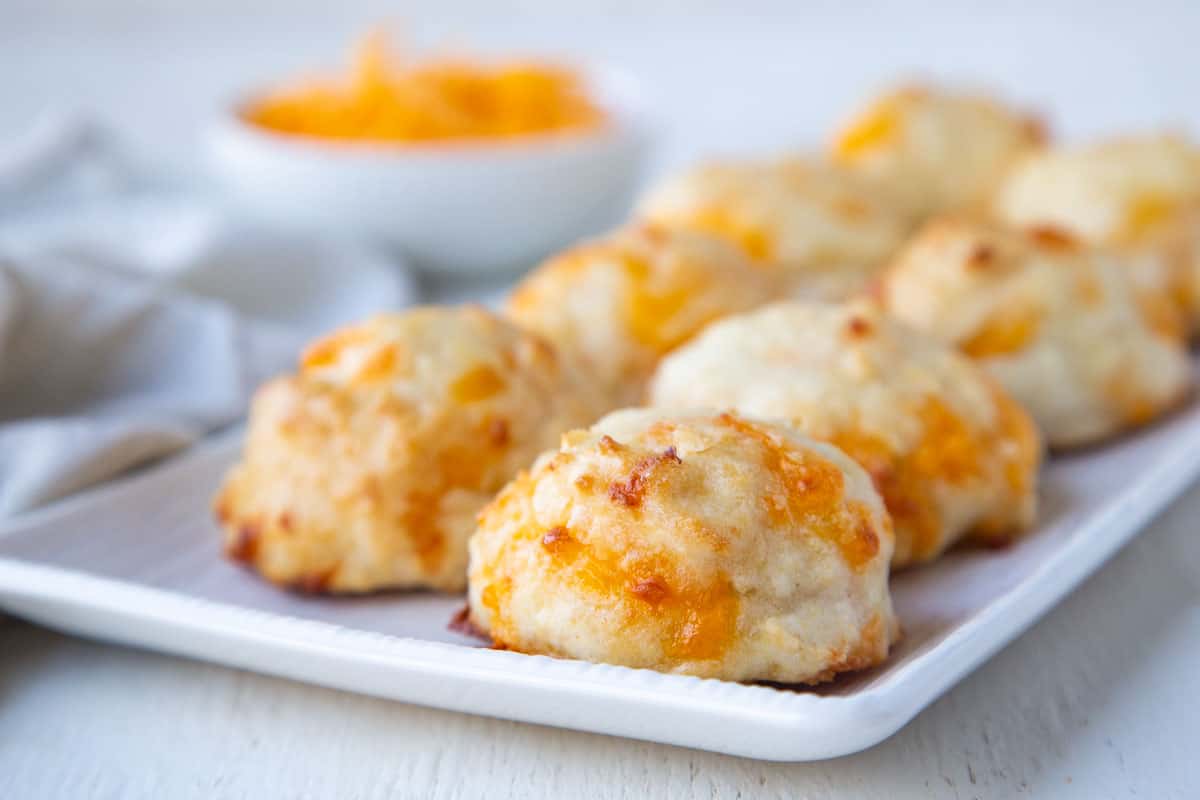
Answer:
245 31 605 144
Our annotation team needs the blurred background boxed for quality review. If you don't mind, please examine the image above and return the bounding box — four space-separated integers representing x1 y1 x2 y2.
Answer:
5 0 1199 179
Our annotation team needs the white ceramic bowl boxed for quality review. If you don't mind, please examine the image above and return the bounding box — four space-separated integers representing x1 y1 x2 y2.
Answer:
206 66 653 276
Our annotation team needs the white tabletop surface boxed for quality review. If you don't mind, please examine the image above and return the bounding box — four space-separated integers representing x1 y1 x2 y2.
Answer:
3 2 1200 797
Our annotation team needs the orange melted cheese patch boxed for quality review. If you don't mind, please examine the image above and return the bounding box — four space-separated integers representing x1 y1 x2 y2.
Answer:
834 395 1027 560
510 242 715 354
961 305 1043 358
829 427 942 562
619 255 711 352
1135 289 1187 342
450 364 507 403
538 525 739 662
352 346 400 383
911 397 987 485
375 416 498 576
688 208 774 262
1123 192 1179 241
301 327 374 371
992 386 1040 499
245 31 604 144
1026 225 1080 251
479 578 512 641
513 234 746 362
715 414 880 570
397 490 448 573
833 102 901 162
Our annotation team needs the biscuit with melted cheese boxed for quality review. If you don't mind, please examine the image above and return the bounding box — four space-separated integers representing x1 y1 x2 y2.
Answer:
880 218 1192 447
832 85 1046 217
467 408 897 682
506 223 776 407
636 159 911 301
214 307 603 593
992 135 1200 331
650 301 1041 567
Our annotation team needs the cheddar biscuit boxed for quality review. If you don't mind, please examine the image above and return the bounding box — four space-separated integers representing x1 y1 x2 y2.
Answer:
214 307 602 593
506 223 775 407
650 301 1041 567
467 408 897 683
992 135 1200 330
832 85 1046 217
880 218 1192 447
636 159 911 301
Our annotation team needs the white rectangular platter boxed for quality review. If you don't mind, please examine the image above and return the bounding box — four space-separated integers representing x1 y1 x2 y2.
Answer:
2 390 1199 762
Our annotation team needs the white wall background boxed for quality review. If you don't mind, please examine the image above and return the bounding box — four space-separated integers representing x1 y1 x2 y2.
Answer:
3 1 1198 177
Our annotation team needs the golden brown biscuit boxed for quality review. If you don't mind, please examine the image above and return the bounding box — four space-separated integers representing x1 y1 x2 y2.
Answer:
636 158 911 301
650 301 1041 567
992 135 1200 330
214 307 603 593
467 408 897 683
880 218 1193 447
506 223 776 407
832 85 1046 218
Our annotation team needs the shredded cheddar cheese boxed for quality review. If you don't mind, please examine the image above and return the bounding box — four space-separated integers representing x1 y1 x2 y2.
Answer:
245 31 605 144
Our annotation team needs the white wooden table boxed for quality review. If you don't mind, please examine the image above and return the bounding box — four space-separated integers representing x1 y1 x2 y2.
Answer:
2 3 1199 797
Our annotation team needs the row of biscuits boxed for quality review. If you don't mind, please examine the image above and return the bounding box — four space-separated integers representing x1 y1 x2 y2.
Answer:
215 85 1199 684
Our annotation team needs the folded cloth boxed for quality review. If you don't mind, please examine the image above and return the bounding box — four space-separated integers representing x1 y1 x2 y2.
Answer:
0 114 415 518
0 254 304 516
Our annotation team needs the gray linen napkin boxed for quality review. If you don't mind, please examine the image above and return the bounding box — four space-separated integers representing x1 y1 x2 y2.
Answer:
0 114 415 518
0 254 302 516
